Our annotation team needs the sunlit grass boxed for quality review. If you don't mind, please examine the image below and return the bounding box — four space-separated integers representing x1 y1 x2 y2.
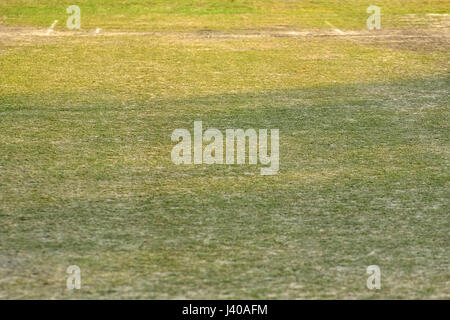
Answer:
1 0 449 30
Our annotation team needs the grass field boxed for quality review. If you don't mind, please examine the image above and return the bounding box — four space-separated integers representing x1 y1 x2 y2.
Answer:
0 1 449 299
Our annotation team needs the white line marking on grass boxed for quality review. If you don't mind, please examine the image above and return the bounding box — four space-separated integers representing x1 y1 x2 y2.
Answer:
427 13 449 17
45 20 58 36
325 21 345 35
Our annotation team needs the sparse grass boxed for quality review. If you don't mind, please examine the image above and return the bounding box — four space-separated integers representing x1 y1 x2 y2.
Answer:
0 1 449 299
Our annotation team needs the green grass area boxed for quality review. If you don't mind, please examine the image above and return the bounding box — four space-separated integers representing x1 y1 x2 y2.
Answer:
1 0 450 30
0 1 449 299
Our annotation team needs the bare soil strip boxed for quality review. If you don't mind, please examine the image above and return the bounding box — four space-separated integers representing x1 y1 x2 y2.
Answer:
1 24 449 54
